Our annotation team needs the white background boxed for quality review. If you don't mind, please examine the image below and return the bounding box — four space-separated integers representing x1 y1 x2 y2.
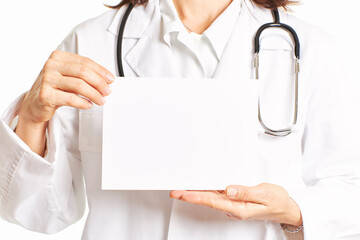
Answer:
0 0 359 239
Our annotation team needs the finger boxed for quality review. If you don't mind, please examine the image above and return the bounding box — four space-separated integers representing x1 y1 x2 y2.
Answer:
54 76 106 106
226 185 268 205
50 50 115 84
170 190 187 199
170 190 228 207
46 52 113 96
57 61 112 97
170 190 219 199
171 191 235 213
171 190 267 220
225 213 242 221
50 88 93 109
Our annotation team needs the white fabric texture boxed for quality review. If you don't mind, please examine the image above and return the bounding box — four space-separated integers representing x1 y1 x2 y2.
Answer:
161 0 240 77
1 0 360 239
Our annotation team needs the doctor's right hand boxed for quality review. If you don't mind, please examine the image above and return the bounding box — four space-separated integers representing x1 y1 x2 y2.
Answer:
15 50 114 156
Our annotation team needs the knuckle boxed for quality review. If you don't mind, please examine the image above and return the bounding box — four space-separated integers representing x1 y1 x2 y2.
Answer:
41 72 53 84
38 86 49 104
44 59 56 70
208 198 217 209
258 183 269 188
256 183 272 200
65 94 75 106
72 78 83 90
50 50 62 59
239 189 250 200
94 77 105 91
77 65 88 78
80 57 91 67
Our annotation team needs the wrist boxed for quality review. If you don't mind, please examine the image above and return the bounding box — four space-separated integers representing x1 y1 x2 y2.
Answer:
15 114 48 157
17 113 48 130
18 97 47 128
284 198 303 227
18 91 48 127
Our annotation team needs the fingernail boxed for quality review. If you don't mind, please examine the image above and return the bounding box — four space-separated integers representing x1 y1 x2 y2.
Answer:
170 191 182 199
87 102 93 108
227 187 237 197
104 87 112 96
107 74 115 83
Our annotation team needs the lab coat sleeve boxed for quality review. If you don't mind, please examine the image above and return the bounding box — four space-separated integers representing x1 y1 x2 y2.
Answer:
290 37 360 239
0 29 85 234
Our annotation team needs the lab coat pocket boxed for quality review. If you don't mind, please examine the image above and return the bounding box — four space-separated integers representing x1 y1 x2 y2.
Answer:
257 37 296 134
79 110 103 153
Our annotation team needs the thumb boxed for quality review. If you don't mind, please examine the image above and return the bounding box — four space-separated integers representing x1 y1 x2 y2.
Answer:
226 185 266 204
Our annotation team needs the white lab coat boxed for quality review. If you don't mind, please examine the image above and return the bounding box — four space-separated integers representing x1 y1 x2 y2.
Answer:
1 0 360 239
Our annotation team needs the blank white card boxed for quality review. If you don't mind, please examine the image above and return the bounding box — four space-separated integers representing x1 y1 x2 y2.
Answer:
102 77 259 190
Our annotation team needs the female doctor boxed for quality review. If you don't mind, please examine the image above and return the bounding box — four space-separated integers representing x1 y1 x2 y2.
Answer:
0 0 360 239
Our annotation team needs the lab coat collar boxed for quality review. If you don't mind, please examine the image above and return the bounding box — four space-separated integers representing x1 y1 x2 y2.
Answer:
212 0 258 79
123 0 180 77
119 0 286 78
160 0 184 48
107 0 157 38
161 0 242 61
107 0 276 38
203 0 242 60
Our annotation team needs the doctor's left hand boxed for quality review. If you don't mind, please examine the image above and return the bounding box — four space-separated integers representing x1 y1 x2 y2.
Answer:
170 183 302 227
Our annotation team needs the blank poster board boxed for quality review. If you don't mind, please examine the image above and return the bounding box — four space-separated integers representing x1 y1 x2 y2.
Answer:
102 77 259 190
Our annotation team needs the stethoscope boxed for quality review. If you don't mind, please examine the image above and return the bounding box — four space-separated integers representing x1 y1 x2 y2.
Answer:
116 3 300 137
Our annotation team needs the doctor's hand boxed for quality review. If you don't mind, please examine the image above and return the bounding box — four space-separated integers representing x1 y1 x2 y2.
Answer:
19 50 114 124
170 183 303 227
16 50 114 156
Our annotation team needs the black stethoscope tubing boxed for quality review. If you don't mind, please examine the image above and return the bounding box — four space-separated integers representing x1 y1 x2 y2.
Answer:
117 3 135 77
254 9 300 59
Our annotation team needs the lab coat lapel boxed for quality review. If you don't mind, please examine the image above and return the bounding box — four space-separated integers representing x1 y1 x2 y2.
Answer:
108 0 178 77
123 1 179 77
124 29 179 77
107 1 155 39
213 0 270 79
108 0 277 78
